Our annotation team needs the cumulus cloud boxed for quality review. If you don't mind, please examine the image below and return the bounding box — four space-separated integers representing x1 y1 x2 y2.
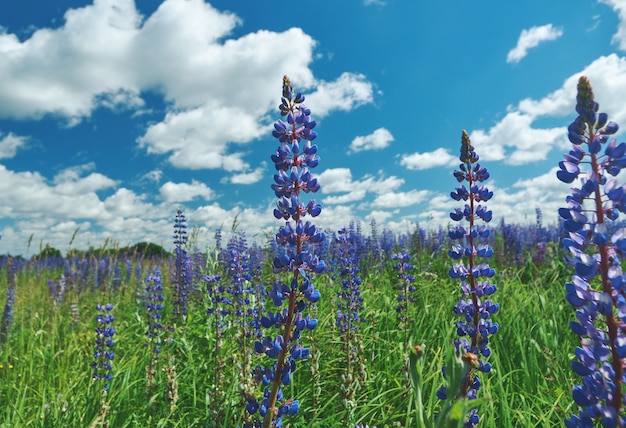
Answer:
159 179 214 202
470 54 626 165
469 112 567 165
506 24 563 64
370 189 430 209
0 164 116 219
0 0 373 172
0 0 142 120
317 168 404 205
0 1 380 255
349 127 393 153
600 0 626 50
305 72 374 117
0 132 28 158
141 169 163 183
228 163 266 185
399 147 457 170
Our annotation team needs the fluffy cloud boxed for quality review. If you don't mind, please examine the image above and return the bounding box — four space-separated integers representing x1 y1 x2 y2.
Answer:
305 72 374 117
159 180 214 202
506 24 563 64
317 168 405 205
470 54 626 165
349 127 393 153
600 0 626 50
399 147 457 170
0 164 116 219
0 0 141 120
469 112 566 164
0 132 28 159
0 0 373 172
370 189 430 208
228 163 266 185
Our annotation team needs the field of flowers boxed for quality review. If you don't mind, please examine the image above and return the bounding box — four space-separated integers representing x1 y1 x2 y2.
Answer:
0 75 624 427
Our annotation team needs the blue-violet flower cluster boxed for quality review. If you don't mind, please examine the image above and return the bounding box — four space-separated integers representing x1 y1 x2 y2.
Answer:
558 76 626 427
172 209 190 317
438 130 499 428
92 303 116 391
243 75 325 428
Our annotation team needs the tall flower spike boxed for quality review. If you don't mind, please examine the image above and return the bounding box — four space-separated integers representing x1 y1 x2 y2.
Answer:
559 76 626 428
92 303 116 425
243 76 325 428
335 226 366 425
438 130 498 428
172 209 190 318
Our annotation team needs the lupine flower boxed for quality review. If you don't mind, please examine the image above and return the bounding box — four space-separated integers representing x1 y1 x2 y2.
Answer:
71 302 80 328
0 256 15 345
393 251 416 331
438 130 499 428
145 268 165 351
145 267 165 404
92 303 116 390
558 76 626 427
336 227 365 336
46 275 67 307
204 272 228 423
172 209 190 317
335 226 367 424
244 75 325 428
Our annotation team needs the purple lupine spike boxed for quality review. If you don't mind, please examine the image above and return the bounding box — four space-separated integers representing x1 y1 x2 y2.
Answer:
393 250 416 343
560 76 626 428
172 209 190 317
0 256 15 345
438 130 498 428
145 267 165 401
244 76 325 428
335 226 366 421
91 303 116 391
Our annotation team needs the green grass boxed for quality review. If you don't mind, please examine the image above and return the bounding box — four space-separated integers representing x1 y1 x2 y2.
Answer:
0 249 578 427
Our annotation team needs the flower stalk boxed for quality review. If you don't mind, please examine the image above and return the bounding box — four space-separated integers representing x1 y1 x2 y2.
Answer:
243 76 325 428
559 76 626 427
438 130 498 427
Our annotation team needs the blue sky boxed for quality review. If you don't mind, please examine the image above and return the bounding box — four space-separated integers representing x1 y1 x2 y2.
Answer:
0 0 625 256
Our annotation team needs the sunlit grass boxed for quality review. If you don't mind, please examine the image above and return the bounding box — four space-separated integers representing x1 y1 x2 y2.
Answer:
0 243 576 427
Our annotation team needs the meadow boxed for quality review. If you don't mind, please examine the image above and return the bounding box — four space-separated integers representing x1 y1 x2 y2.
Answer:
0 220 577 427
0 75 623 428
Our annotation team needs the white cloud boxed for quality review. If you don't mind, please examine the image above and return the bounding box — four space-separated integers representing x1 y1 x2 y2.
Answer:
103 188 155 218
0 132 28 158
349 127 393 153
600 0 626 50
399 147 457 170
371 189 429 209
322 190 367 204
52 163 118 195
0 164 115 219
469 112 567 165
317 168 405 206
364 210 394 223
0 0 373 172
506 24 563 64
138 102 257 171
363 0 387 5
159 179 214 202
317 168 355 193
142 169 163 183
305 72 374 117
0 0 142 120
470 54 626 165
228 163 266 185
